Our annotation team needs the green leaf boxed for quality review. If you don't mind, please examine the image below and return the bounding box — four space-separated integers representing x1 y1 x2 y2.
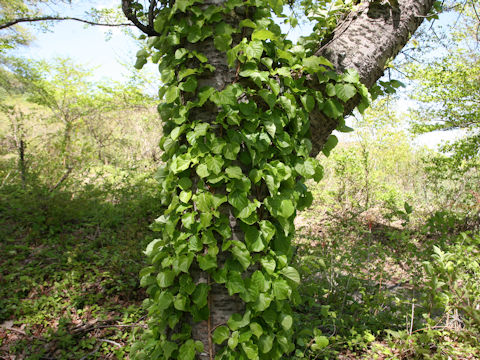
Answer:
134 56 147 70
231 245 251 270
228 331 239 349
180 76 198 92
213 326 230 344
187 26 202 43
252 29 276 41
268 0 283 14
295 158 316 178
302 56 333 70
312 335 329 350
335 83 357 102
198 254 217 271
214 34 232 51
301 94 315 112
241 342 259 359
259 220 275 243
323 98 344 118
197 87 215 106
178 339 196 360
250 322 263 338
163 341 178 359
157 270 175 288
175 48 188 60
193 122 209 138
228 190 248 210
192 283 209 307
226 166 243 179
325 83 335 97
253 293 272 312
196 164 210 178
251 271 267 294
404 202 413 214
280 266 300 284
322 134 338 157
157 291 174 310
228 311 251 331
170 154 191 174
205 155 224 175
177 253 194 273
178 68 200 81
165 86 180 103
246 40 264 60
244 225 264 252
265 196 295 219
259 89 276 109
223 142 240 160
280 314 293 331
341 68 360 83
260 257 276 274
259 334 274 353
179 190 192 203
273 278 291 300
182 212 195 229
226 271 245 295
174 294 188 311
178 177 192 190
240 19 257 28
239 101 257 116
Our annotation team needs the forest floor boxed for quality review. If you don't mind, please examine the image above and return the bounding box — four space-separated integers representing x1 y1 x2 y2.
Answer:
1 185 479 359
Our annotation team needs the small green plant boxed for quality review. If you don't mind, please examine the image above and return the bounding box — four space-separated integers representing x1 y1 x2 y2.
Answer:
423 232 480 329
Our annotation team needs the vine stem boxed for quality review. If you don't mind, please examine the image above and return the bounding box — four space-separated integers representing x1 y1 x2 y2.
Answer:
208 274 214 360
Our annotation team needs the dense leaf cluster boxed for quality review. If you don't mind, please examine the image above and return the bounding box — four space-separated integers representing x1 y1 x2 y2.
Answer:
131 0 368 359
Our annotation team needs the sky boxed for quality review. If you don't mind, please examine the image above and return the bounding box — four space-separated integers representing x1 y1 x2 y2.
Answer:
4 1 464 150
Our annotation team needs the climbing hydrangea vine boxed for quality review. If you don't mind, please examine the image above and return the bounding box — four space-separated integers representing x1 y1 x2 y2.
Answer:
131 0 369 359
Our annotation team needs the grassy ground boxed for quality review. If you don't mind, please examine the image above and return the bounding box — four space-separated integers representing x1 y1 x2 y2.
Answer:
0 182 159 359
1 181 479 359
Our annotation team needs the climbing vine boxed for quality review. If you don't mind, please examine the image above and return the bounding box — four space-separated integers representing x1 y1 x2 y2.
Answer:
130 0 369 359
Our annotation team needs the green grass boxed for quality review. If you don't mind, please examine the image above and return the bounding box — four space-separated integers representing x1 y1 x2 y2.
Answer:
0 180 160 359
1 179 479 359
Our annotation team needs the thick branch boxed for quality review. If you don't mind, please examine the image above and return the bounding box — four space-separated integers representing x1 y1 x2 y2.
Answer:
309 0 436 156
121 0 159 36
0 16 133 30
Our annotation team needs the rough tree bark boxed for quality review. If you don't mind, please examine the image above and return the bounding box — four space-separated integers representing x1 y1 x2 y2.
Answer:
123 0 436 357
309 0 436 155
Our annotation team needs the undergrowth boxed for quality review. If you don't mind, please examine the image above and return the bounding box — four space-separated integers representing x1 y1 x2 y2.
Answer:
1 172 479 359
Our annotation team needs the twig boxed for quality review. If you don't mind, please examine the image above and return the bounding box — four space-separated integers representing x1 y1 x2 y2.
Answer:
98 323 147 329
0 16 133 30
409 302 415 335
49 167 72 192
99 338 123 347
1 170 13 188
410 325 448 334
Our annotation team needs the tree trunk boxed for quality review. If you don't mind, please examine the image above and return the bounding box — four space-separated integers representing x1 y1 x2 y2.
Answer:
124 0 436 358
309 0 436 156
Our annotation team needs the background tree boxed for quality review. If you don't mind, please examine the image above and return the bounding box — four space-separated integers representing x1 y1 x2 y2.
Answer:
0 57 161 189
407 0 480 165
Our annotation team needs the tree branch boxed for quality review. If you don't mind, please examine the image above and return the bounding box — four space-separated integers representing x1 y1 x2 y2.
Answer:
0 16 134 30
121 0 159 36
